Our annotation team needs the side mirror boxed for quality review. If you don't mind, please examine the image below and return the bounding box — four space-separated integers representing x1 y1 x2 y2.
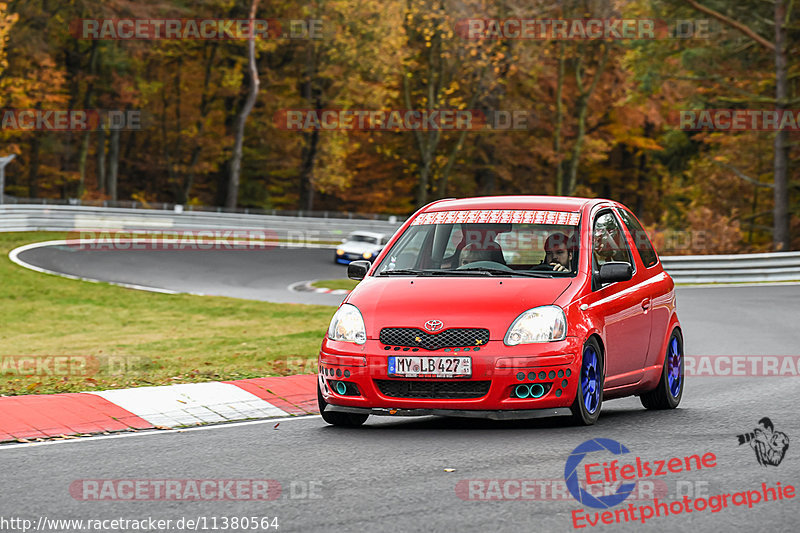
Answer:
347 260 371 280
596 261 633 285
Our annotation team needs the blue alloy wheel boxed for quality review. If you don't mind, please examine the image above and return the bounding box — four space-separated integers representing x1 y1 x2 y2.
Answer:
667 337 682 397
581 345 600 414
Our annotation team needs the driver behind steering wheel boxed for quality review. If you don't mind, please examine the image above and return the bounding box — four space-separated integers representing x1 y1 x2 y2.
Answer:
542 232 573 272
459 243 493 267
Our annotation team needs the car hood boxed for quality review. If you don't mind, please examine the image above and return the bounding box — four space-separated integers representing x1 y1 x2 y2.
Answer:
347 276 573 340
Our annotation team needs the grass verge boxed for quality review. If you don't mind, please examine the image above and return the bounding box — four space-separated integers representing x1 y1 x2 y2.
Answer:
0 232 335 396
310 279 359 291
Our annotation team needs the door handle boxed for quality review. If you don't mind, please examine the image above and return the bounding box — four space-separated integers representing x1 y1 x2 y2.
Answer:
641 299 650 311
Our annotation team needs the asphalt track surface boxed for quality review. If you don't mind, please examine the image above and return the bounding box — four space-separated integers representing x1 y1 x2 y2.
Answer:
3 245 799 532
16 244 350 305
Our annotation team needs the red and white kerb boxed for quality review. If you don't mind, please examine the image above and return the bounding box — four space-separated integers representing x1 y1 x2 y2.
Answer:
410 209 581 226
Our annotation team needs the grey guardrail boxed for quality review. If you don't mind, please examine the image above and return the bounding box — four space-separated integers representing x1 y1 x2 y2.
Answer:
659 252 800 284
2 204 798 283
0 204 404 242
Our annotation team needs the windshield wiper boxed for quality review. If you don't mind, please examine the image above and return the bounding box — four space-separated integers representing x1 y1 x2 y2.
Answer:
378 268 492 277
379 267 558 278
457 267 553 278
378 268 427 276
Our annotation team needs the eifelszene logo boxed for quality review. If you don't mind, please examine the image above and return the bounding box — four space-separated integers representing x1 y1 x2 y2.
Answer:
564 438 718 509
736 417 789 467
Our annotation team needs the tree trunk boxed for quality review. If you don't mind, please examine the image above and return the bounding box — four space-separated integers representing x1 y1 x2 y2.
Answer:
416 153 433 207
773 0 789 251
298 126 319 211
437 128 469 198
682 0 789 250
184 42 219 204
97 124 106 193
226 0 261 209
554 41 565 195
28 134 40 198
108 128 119 201
566 45 608 196
77 131 90 198
298 43 319 211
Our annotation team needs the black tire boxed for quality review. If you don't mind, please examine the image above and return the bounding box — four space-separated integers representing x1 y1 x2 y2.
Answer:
317 382 369 427
570 337 604 426
640 329 684 410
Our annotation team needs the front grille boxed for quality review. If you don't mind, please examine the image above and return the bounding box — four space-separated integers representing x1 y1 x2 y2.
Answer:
375 379 491 399
380 327 489 350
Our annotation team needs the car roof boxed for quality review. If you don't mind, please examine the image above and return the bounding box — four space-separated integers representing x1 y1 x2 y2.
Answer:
421 195 603 212
348 231 386 239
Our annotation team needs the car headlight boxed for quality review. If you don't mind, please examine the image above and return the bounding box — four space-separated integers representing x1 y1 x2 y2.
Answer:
336 249 344 255
504 305 566 345
327 304 367 345
362 252 372 259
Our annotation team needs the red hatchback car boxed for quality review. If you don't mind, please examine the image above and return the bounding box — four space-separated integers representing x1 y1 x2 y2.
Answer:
318 196 683 426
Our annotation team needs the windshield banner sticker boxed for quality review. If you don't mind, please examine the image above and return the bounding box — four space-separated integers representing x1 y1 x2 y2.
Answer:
410 210 581 226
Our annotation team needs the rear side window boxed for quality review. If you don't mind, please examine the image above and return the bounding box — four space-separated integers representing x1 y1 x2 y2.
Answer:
617 209 658 268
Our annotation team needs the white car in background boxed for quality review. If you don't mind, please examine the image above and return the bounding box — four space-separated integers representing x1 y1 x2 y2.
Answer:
335 231 388 264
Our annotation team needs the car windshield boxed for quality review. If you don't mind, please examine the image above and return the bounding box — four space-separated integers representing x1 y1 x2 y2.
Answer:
375 211 581 277
349 234 379 244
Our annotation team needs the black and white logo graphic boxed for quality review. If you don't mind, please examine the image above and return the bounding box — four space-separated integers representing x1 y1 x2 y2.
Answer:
736 417 789 467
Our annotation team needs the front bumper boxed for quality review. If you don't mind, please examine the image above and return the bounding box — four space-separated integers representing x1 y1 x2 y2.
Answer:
318 338 581 415
325 404 573 420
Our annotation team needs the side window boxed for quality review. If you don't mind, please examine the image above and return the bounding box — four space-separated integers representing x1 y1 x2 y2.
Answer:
592 211 634 270
380 227 428 270
617 208 658 268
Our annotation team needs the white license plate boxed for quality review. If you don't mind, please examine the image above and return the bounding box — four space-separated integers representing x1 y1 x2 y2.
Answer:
388 356 472 377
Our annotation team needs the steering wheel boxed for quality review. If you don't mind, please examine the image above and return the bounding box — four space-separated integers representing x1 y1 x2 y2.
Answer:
531 261 556 271
456 260 513 271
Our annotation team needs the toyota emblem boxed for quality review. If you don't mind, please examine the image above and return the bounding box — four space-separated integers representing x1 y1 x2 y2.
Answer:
424 320 444 332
